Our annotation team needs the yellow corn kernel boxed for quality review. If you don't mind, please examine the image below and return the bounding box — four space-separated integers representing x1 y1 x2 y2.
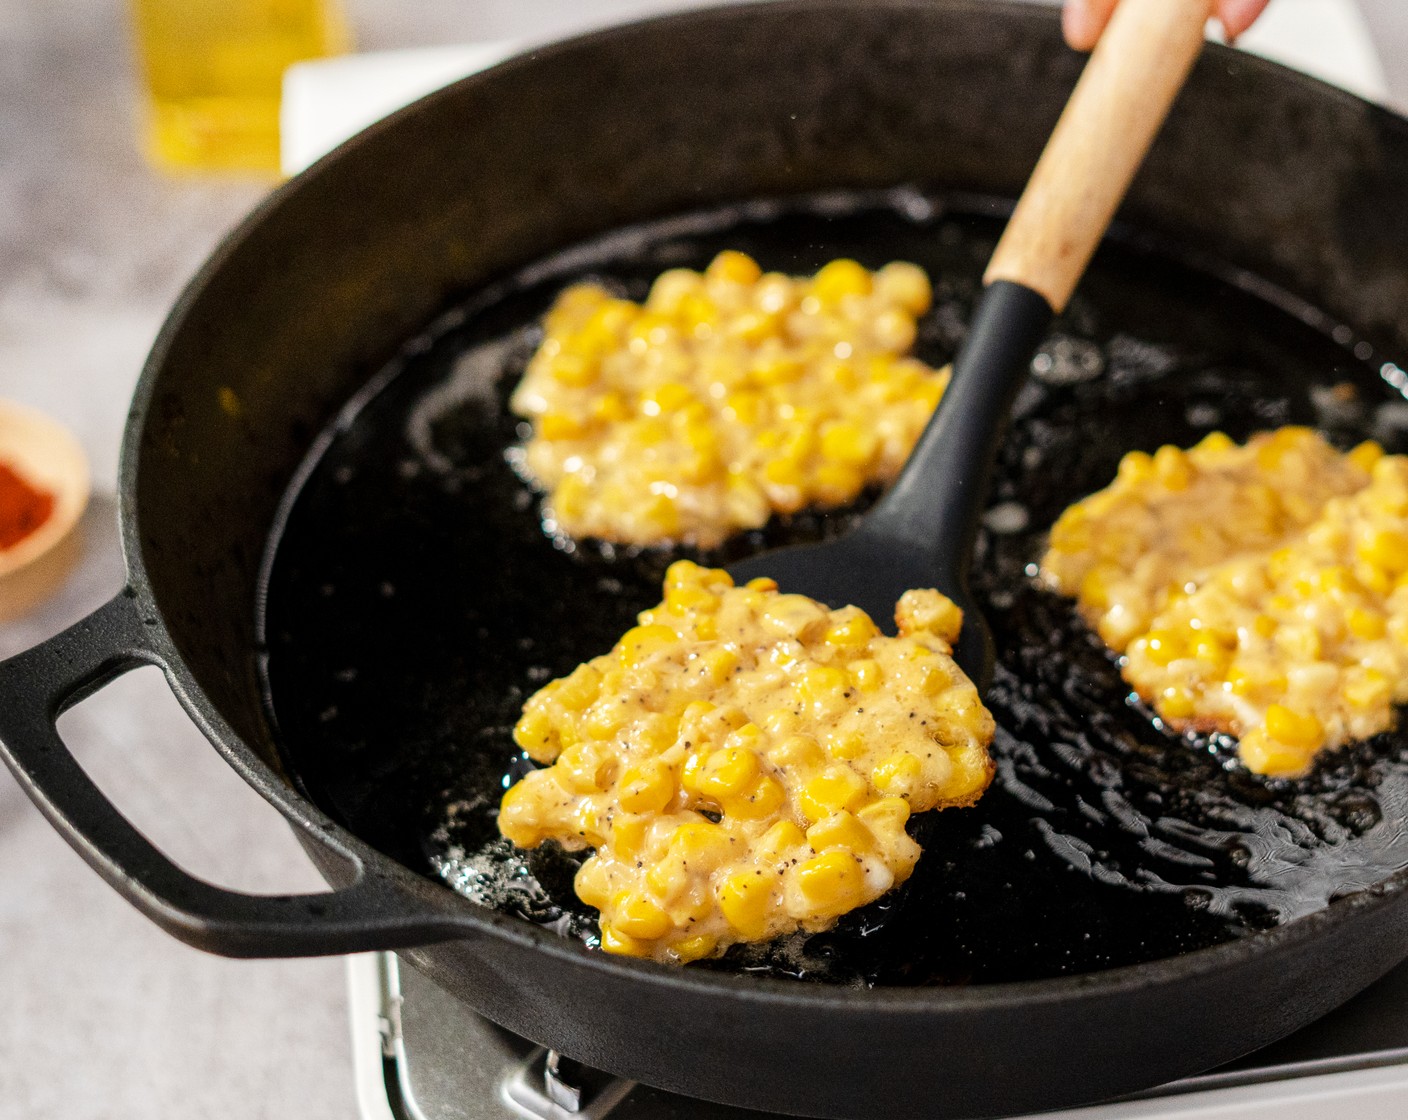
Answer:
1225 662 1287 697
1345 668 1392 710
1136 630 1186 666
871 753 923 798
1193 431 1235 456
896 589 964 642
717 870 775 938
599 926 653 957
687 746 761 799
665 582 719 615
554 664 603 711
805 810 875 855
756 819 808 863
573 857 612 909
1153 445 1193 490
761 707 799 737
871 307 917 353
669 821 735 871
800 766 869 821
611 893 673 941
1348 440 1385 472
548 352 596 387
512 707 560 761
610 813 650 860
644 857 689 901
849 659 883 692
1264 704 1325 750
751 354 802 385
746 576 779 592
812 258 872 301
699 645 741 685
1358 527 1408 575
763 456 805 490
824 611 879 649
1346 606 1387 641
723 775 786 820
1238 728 1314 778
874 261 931 314
1117 450 1156 485
582 702 628 741
1157 685 1195 722
617 624 678 666
672 934 718 963
918 660 953 696
791 850 867 918
557 743 613 793
856 796 911 836
798 666 853 714
496 780 547 848
819 421 880 467
538 412 584 441
823 728 867 761
707 250 763 286
944 745 989 801
618 760 676 814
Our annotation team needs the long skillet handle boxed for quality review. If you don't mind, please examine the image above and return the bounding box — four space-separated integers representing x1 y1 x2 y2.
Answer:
873 0 1214 562
984 0 1215 311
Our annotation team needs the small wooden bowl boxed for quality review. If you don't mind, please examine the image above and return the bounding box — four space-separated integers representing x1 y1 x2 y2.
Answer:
0 398 90 581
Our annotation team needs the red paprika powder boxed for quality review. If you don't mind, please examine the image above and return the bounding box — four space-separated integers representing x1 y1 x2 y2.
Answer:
0 461 55 550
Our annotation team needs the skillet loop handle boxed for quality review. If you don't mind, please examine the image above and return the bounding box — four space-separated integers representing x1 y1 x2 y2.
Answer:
984 0 1215 312
0 591 476 957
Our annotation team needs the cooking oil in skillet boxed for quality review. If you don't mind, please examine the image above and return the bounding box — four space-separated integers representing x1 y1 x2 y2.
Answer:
259 190 1408 986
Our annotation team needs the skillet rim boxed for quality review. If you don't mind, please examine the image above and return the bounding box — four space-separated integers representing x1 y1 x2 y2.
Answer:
118 0 1408 1011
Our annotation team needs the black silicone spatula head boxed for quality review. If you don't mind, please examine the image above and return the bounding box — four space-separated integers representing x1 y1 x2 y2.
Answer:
729 0 1216 689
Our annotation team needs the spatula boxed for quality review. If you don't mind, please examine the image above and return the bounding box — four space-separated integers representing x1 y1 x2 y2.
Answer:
729 0 1215 689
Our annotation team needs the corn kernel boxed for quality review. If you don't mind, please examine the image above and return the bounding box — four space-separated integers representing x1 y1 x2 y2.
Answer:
617 624 678 666
512 707 560 761
798 666 852 714
790 851 866 918
800 767 869 821
812 259 872 301
618 760 676 814
672 934 718 963
717 871 775 938
1265 704 1324 750
599 926 653 957
823 611 880 648
707 250 763 287
872 753 923 798
806 811 875 854
611 893 673 941
1358 527 1408 575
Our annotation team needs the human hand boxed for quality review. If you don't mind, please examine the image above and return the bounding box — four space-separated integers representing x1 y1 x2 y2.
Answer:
1062 0 1273 51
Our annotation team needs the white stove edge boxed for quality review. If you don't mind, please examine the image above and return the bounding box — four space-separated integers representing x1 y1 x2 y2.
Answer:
280 0 1388 179
345 953 1408 1120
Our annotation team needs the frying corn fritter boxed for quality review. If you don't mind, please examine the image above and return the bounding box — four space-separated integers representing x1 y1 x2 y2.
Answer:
509 252 948 547
498 561 995 963
1042 428 1408 777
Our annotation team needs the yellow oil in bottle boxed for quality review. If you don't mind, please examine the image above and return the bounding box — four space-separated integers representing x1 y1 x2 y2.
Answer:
130 0 350 176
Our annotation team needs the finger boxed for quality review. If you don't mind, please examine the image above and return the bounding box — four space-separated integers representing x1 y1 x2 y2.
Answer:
1062 0 1122 52
1218 0 1272 42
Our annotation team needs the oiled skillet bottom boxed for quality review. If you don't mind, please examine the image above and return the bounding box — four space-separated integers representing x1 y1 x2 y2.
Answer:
261 194 1408 987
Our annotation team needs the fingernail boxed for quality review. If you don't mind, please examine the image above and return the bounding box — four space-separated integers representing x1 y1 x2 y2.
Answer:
1062 0 1099 51
1220 0 1266 42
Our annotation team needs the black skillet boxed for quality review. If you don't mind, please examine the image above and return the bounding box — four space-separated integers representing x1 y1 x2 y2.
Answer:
2 4 1408 1118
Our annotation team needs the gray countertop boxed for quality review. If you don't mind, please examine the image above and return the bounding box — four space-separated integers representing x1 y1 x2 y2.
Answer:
2 2 1407 1118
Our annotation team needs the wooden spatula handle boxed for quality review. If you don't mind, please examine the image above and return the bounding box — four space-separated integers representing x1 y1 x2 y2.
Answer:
984 0 1215 312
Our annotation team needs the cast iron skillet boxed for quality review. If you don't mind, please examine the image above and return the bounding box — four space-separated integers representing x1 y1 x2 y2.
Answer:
2 3 1408 1117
